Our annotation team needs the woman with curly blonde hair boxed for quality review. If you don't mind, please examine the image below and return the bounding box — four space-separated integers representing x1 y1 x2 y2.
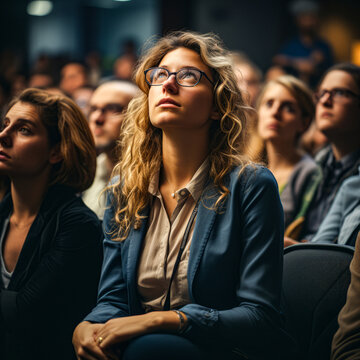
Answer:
73 31 292 360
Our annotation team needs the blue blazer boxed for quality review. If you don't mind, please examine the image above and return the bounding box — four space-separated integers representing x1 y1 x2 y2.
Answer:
85 166 293 359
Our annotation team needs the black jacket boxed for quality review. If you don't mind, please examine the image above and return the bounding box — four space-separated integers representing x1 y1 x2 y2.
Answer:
0 185 103 360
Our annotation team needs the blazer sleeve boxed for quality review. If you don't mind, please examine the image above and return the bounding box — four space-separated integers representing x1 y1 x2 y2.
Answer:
83 194 131 323
179 168 293 359
331 232 360 360
0 203 103 332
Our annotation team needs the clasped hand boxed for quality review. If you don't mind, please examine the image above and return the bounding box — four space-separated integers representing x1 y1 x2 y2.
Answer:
73 311 181 360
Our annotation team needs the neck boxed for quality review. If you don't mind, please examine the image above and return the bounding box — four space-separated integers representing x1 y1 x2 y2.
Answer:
10 175 49 219
104 145 118 170
331 141 359 161
265 140 301 171
161 129 209 190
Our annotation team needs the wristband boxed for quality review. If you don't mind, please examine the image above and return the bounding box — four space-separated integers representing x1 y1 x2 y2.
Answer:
173 310 186 333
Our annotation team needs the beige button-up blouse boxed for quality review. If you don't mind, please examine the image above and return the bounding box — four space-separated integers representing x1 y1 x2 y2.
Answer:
137 159 209 312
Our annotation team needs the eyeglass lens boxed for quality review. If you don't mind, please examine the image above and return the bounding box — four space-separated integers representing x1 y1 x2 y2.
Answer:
146 68 201 86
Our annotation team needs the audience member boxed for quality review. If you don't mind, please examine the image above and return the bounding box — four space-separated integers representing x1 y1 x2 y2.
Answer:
28 71 55 89
273 0 333 88
229 52 263 161
230 51 262 107
312 165 360 246
73 31 293 360
85 51 102 86
82 80 139 219
111 39 138 82
285 63 360 245
331 231 360 359
72 85 95 119
265 65 287 82
0 88 103 360
256 75 318 228
60 62 88 96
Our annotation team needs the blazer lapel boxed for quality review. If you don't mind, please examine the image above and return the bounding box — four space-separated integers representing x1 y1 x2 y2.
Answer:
126 209 149 314
187 185 221 299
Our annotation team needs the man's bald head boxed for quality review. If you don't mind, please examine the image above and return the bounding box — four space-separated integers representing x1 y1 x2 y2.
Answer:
89 81 139 153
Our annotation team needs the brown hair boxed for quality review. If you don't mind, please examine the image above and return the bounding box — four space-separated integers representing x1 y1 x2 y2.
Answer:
8 88 96 192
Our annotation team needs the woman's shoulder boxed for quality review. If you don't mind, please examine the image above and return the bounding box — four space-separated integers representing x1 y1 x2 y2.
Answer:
228 163 278 190
43 185 101 229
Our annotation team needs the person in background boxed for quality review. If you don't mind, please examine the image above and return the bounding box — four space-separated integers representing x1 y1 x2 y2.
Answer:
60 62 89 97
256 75 318 229
273 0 333 88
28 71 55 89
82 80 139 219
0 88 103 360
230 52 263 161
73 31 293 360
230 52 262 107
72 85 95 119
311 165 359 246
285 63 360 246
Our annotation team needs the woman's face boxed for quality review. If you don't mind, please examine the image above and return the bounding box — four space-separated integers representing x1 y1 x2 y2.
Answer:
0 102 59 180
257 83 305 143
148 47 217 134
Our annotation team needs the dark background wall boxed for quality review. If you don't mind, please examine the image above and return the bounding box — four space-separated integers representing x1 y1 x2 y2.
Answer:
1 0 359 75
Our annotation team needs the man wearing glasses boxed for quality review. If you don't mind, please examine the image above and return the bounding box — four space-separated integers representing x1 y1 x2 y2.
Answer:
285 63 360 246
82 80 139 219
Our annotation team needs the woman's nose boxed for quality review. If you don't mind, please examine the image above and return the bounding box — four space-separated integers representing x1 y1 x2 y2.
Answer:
0 128 12 147
271 104 281 119
162 74 179 94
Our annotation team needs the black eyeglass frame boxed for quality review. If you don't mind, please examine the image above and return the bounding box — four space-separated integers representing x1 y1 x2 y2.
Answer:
89 103 125 116
314 87 360 103
144 67 215 87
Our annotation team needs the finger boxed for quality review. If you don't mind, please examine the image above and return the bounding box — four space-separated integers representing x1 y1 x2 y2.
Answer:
99 334 126 349
102 348 121 360
77 343 109 360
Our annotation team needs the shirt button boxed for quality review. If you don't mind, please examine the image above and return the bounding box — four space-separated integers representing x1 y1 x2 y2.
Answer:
180 190 186 196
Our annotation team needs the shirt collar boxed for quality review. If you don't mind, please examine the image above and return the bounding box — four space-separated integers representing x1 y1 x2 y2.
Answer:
148 158 210 203
326 148 360 171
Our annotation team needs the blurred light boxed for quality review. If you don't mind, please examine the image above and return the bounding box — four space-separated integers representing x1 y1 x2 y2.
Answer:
351 41 360 66
27 1 53 16
114 0 131 2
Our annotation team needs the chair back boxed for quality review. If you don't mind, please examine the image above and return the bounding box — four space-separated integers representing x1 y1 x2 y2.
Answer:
283 243 354 360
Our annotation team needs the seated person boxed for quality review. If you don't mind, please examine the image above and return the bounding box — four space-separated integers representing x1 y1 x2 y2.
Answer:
82 80 139 219
256 75 318 228
311 165 360 246
285 63 360 246
331 231 360 359
273 0 333 88
73 31 294 360
0 88 103 360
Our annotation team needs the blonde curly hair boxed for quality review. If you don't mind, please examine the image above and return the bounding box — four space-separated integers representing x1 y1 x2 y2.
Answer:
110 31 251 241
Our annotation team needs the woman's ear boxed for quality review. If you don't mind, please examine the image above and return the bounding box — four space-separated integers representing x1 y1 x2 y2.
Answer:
49 144 63 164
